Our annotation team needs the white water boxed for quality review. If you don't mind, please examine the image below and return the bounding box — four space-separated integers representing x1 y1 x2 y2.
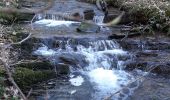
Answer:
88 68 133 99
33 45 56 56
93 15 105 25
69 75 84 86
36 13 72 21
34 39 137 99
34 19 80 27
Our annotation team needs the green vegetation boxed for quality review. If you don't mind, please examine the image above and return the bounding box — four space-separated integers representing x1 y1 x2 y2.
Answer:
13 67 56 89
82 0 170 33
13 61 53 70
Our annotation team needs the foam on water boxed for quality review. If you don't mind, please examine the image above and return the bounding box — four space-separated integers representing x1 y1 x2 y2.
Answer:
69 75 84 86
33 45 56 56
33 40 137 99
34 19 80 27
88 68 133 99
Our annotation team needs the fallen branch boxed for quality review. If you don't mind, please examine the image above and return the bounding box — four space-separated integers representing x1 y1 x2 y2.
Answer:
26 88 33 98
9 59 42 67
11 32 32 45
0 58 27 100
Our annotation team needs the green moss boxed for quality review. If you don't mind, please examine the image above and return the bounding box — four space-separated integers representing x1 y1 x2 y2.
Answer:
0 67 5 77
0 84 5 98
165 9 170 17
0 11 34 25
13 67 56 89
0 12 15 24
14 61 53 70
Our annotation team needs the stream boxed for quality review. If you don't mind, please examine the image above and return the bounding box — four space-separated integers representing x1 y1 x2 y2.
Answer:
30 12 143 100
19 0 170 100
33 37 140 100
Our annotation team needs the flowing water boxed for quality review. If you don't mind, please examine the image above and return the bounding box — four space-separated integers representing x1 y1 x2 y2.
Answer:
32 13 140 100
36 13 72 21
33 38 140 100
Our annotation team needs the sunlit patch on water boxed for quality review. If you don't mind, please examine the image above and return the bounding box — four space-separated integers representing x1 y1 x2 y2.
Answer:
88 68 134 99
34 19 80 27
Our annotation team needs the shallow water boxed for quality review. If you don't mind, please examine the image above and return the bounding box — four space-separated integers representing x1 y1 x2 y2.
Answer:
33 38 138 100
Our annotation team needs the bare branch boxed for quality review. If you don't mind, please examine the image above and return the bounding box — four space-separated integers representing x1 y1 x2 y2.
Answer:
0 58 27 100
11 32 32 45
26 88 33 98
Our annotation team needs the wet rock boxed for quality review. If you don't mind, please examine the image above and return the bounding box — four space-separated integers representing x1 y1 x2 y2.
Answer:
12 60 53 70
77 22 100 33
103 8 124 23
18 37 41 59
119 37 170 51
72 12 84 21
129 76 170 100
118 39 141 50
152 63 170 75
109 32 141 39
125 49 170 76
56 63 70 75
59 54 78 65
57 53 87 68
83 9 95 20
135 51 158 58
125 61 148 71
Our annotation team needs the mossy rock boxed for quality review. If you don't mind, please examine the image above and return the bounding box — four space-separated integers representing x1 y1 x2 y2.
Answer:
0 12 34 25
12 37 41 59
13 67 56 89
77 22 100 33
0 67 5 77
13 60 53 70
0 83 5 98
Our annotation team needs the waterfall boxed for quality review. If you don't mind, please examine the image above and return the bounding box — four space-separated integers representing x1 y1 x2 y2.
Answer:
35 12 72 21
93 15 105 24
34 39 139 100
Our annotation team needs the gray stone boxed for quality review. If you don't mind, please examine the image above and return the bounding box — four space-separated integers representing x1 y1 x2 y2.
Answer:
77 22 100 33
56 63 70 75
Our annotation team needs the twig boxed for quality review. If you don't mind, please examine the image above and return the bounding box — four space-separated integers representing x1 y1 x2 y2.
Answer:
11 32 32 45
9 59 42 67
26 88 33 98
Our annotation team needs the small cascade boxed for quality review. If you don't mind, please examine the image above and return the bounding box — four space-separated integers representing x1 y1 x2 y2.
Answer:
35 12 72 21
34 12 80 27
93 15 105 24
34 39 139 100
36 13 45 20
